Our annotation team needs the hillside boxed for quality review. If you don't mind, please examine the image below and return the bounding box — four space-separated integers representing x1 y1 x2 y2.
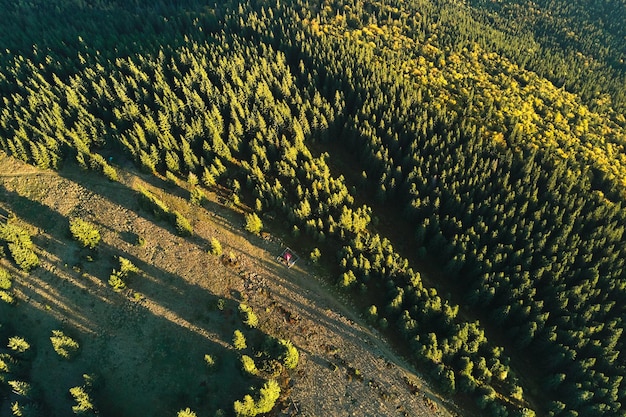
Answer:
0 1 625 417
0 152 449 417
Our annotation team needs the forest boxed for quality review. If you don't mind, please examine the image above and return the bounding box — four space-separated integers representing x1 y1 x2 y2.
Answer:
0 0 625 416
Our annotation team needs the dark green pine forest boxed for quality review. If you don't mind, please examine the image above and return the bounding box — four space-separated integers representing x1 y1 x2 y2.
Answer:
1 0 625 416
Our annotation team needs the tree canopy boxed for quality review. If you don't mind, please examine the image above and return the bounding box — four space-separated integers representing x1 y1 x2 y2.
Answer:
0 0 624 416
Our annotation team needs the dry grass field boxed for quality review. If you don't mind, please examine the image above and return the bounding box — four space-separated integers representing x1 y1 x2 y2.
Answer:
0 152 458 417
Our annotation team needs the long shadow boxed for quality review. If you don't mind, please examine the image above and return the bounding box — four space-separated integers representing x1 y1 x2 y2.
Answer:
55 161 251 255
98 244 241 334
231 240 422 380
56 163 160 223
57 164 146 222
0 183 77 258
209 217 415 365
257 251 379 336
0 183 272 417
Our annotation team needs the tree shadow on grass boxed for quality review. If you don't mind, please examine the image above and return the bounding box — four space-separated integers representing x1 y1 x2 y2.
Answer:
227 240 425 385
252 253 380 344
55 161 251 254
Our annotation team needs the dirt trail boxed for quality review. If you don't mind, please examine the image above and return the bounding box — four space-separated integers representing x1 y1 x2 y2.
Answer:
286 263 458 416
293 270 458 413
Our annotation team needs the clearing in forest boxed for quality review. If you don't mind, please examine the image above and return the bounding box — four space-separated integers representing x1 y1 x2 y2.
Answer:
0 153 453 417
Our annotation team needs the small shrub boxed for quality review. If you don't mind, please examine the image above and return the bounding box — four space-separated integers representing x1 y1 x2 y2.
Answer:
89 153 118 182
69 385 95 415
0 353 15 374
11 402 22 417
233 330 247 350
201 168 216 187
509 384 524 401
8 243 40 271
50 330 79 360
231 179 241 194
233 395 255 417
7 337 30 354
0 223 29 244
476 385 497 409
108 257 139 291
177 408 197 417
102 163 118 182
174 211 193 236
238 303 259 328
378 318 389 329
366 305 378 324
187 172 198 187
77 153 89 170
82 373 100 390
233 379 281 417
204 354 215 368
309 248 321 263
69 218 101 249
118 257 139 275
166 171 179 185
439 367 456 394
189 187 205 206
516 408 536 417
0 291 14 304
241 355 258 375
208 238 222 256
279 339 299 370
108 271 126 291
139 151 157 173
0 224 39 271
11 401 42 417
338 270 356 288
0 267 11 290
8 381 34 399
244 213 263 235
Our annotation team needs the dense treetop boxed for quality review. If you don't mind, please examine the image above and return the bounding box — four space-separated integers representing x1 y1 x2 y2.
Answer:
0 0 624 416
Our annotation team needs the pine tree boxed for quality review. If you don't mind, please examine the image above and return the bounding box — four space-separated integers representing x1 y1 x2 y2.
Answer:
244 213 263 235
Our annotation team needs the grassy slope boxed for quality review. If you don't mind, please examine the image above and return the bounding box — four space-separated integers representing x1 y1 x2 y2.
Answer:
0 152 449 417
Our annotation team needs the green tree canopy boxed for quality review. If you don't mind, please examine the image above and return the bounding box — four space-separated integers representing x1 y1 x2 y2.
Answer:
69 218 101 249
